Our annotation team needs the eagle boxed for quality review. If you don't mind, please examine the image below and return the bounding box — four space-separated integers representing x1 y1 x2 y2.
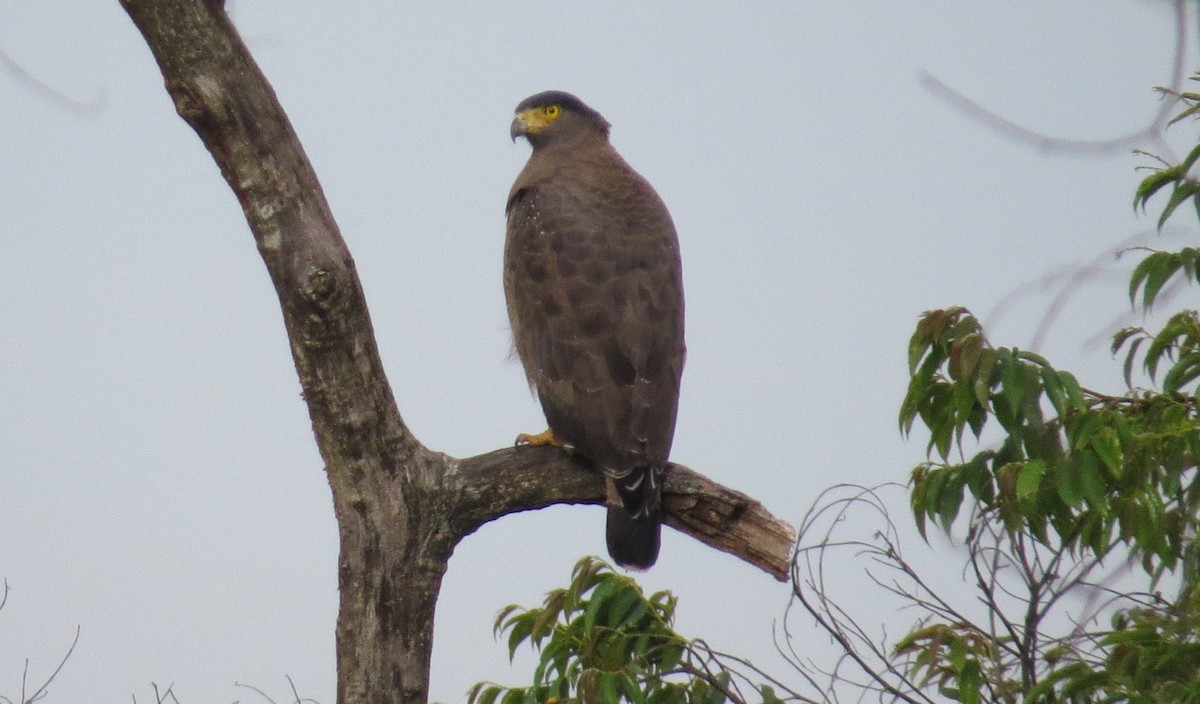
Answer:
505 90 686 569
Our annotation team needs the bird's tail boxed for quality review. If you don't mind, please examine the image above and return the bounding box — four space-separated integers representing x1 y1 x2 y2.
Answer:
606 466 664 569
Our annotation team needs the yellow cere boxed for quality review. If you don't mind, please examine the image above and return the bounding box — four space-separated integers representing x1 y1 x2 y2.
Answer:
517 105 561 133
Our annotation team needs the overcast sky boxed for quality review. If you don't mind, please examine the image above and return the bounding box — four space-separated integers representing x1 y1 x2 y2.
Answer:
1 2 1191 702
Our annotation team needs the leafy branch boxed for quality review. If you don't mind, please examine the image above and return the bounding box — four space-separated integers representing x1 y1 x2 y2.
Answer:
470 557 804 704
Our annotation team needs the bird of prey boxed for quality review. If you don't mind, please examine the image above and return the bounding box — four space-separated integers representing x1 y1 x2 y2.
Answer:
505 90 686 569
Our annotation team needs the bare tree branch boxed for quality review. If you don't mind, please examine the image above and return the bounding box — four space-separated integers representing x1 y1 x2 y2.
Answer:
0 47 105 114
920 0 1188 157
454 448 796 580
17 626 80 704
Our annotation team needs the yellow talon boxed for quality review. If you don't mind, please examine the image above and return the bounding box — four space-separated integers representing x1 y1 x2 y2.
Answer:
515 428 560 447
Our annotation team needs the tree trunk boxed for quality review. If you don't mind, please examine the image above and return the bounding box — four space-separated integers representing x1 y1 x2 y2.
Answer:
118 2 795 702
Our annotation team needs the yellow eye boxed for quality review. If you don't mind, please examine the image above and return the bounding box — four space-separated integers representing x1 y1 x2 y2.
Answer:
543 105 561 119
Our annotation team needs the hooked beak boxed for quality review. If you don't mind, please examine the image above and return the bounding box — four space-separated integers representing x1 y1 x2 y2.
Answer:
510 114 526 143
510 108 553 143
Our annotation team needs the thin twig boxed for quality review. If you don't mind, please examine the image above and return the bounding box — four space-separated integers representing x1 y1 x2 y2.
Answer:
921 0 1187 157
0 48 105 115
235 681 279 704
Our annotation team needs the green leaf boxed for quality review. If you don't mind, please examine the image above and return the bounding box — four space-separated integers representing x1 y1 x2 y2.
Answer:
937 469 965 530
1090 427 1123 475
531 599 564 643
908 309 947 374
957 659 982 704
952 375 980 446
1162 351 1200 393
1077 451 1109 509
583 576 620 635
1134 164 1180 212
1057 371 1086 411
1016 460 1044 500
704 672 730 704
570 557 605 600
603 585 642 629
494 605 522 637
949 331 983 381
961 453 991 501
971 347 997 409
507 614 534 660
468 684 502 704
759 684 783 704
597 672 620 704
1168 103 1200 127
1069 410 1102 451
999 353 1027 426
1110 325 1143 355
1121 335 1146 389
1131 251 1184 310
911 465 931 540
621 673 647 704
1043 366 1067 417
925 383 955 460
1181 246 1200 280
657 641 683 672
1158 179 1200 229
1057 457 1083 508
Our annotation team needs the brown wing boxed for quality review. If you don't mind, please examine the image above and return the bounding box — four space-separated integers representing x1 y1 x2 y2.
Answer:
504 151 685 475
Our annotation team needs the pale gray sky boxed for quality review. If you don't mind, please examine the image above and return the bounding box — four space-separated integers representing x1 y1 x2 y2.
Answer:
0 2 1186 702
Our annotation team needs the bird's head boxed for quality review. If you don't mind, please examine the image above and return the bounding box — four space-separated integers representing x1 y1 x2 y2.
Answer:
510 91 611 149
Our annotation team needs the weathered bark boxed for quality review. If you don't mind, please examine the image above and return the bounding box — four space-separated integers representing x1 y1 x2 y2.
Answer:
117 2 796 702
453 448 794 580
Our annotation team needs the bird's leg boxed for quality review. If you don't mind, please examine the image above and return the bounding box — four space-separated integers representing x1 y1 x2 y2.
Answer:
514 428 562 448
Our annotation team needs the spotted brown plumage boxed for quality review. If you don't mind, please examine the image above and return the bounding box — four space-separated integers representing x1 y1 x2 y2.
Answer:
505 91 686 569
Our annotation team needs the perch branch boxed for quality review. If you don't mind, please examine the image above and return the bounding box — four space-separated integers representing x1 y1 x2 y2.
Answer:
453 447 795 581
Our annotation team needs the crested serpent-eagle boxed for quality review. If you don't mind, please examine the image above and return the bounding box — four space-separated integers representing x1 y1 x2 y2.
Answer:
505 90 686 569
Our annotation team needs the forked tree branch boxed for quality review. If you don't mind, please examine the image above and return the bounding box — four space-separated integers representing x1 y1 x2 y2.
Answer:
118 1 794 702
